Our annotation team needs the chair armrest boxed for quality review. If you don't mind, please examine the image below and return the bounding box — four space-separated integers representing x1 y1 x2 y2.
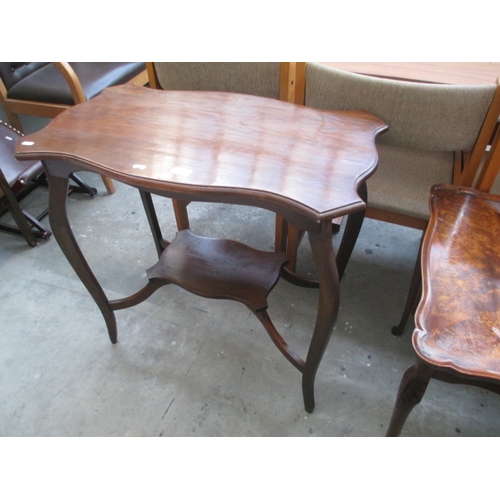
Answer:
51 63 86 104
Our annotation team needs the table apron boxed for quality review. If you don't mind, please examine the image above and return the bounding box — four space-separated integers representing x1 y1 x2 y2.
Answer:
42 159 363 232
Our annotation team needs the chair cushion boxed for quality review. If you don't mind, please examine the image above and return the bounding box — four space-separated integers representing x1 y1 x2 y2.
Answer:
0 122 43 188
6 62 146 104
367 144 454 220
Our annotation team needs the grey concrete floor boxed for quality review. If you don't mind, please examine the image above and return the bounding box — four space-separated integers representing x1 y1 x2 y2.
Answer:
2 170 500 437
2 112 500 437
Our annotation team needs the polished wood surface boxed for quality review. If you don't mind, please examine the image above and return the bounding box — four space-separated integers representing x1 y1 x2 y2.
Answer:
387 184 500 436
15 84 387 412
320 62 500 85
416 185 500 376
16 84 386 227
145 62 306 261
147 229 287 312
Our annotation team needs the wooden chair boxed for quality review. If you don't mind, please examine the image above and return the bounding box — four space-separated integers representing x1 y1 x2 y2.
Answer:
294 62 500 310
386 182 500 436
144 62 304 257
0 120 51 246
470 119 500 193
0 62 148 195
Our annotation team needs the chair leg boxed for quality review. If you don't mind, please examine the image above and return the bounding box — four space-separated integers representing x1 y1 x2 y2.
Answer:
68 174 98 197
100 175 116 195
3 110 24 133
0 173 39 246
21 210 52 239
391 231 425 336
335 182 367 280
0 202 52 243
386 361 433 437
172 199 190 230
2 202 38 247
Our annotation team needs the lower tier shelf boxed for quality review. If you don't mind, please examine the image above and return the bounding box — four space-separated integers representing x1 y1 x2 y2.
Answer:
147 230 288 312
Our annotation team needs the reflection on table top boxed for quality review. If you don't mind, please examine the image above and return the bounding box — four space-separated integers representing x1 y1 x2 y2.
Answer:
16 84 387 224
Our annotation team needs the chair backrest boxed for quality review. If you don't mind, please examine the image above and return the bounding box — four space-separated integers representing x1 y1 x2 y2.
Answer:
0 63 50 92
304 62 497 153
149 62 299 103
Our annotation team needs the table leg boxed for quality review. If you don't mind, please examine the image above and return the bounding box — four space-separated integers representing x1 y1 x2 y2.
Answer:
139 190 170 257
335 182 367 280
47 172 118 343
386 361 432 437
302 221 340 412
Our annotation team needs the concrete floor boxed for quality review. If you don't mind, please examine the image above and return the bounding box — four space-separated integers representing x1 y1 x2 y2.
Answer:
1 115 500 437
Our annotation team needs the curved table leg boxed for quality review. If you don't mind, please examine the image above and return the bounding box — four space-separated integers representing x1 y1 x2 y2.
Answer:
47 172 118 344
386 361 432 436
302 221 340 413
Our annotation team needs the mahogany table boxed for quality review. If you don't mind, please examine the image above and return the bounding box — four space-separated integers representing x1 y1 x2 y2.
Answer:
16 84 387 412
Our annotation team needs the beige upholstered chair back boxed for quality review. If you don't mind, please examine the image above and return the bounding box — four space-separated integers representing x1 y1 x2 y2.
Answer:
305 62 497 152
153 62 282 99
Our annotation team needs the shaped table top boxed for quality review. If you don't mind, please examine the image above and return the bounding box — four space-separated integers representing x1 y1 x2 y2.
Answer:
16 84 387 224
415 184 500 379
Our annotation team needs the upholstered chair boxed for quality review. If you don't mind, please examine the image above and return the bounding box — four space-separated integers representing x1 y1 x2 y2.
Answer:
299 62 500 329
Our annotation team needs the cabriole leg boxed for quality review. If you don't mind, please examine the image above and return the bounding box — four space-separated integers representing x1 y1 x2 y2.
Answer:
302 221 340 412
386 361 432 436
46 169 118 343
